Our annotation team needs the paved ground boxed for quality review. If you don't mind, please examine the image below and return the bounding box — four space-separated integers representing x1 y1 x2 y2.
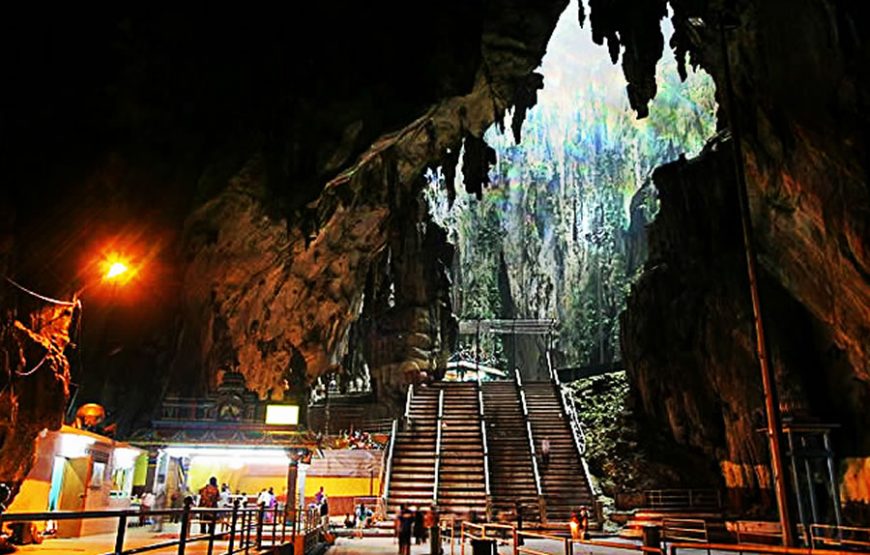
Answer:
13 521 273 554
14 527 730 555
329 536 647 555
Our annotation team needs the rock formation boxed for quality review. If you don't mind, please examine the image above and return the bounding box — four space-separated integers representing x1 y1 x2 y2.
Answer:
618 0 869 517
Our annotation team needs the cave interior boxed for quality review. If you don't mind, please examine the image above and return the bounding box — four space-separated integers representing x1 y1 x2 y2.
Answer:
1 0 868 532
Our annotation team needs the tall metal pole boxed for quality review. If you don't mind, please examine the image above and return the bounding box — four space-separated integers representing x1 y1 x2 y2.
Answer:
719 17 794 546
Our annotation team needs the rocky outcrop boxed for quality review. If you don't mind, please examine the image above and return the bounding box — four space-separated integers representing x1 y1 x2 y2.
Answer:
622 132 869 515
0 300 73 501
358 193 457 410
171 1 569 400
619 0 869 517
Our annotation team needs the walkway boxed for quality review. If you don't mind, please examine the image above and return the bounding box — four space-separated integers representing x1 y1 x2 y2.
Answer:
329 536 750 555
14 522 239 554
330 536 641 555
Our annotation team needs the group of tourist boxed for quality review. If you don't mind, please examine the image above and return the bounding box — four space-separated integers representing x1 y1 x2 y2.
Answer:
314 486 330 528
343 501 374 538
337 429 382 449
394 505 436 555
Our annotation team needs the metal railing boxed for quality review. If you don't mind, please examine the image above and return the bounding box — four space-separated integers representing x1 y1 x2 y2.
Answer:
730 521 870 551
433 389 445 504
477 376 492 521
644 488 722 510
663 517 711 555
458 522 516 555
0 498 321 555
451 520 664 555
380 418 399 516
548 350 588 457
515 367 544 521
808 523 870 550
668 541 863 555
404 383 414 423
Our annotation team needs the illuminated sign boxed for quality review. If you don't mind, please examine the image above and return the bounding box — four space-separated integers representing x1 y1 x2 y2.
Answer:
265 404 299 426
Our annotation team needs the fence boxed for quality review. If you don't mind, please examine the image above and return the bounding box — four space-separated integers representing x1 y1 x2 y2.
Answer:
644 489 722 511
447 519 870 555
0 498 323 555
446 520 664 555
730 520 870 552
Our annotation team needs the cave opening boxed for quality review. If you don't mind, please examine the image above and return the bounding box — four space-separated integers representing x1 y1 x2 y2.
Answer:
425 0 717 382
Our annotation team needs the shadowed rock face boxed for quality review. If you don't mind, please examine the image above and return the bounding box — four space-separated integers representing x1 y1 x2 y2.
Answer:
620 0 869 515
0 303 73 503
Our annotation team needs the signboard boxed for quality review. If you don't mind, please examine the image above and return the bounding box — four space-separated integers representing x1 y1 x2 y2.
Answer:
265 404 299 426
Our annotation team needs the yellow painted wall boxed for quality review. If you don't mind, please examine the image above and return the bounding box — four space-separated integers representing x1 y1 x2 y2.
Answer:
6 479 51 512
186 460 380 500
133 453 148 487
188 462 289 497
304 477 380 498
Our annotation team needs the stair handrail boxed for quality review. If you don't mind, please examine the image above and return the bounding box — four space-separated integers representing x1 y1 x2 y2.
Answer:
547 352 599 503
481 419 491 497
516 368 543 498
404 383 414 426
433 389 444 504
478 376 493 520
548 350 588 456
381 418 398 514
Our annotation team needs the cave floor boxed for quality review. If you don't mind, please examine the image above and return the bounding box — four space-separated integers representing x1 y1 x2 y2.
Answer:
14 522 239 554
328 536 726 555
14 528 736 555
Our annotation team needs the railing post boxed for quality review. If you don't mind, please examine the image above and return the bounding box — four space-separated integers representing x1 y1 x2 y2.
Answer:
114 512 128 554
243 508 251 554
256 503 265 548
178 497 192 555
207 510 216 555
228 499 240 554
434 390 444 504
272 505 278 547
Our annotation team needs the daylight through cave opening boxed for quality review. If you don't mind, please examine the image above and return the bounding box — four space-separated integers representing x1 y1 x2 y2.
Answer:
425 1 717 381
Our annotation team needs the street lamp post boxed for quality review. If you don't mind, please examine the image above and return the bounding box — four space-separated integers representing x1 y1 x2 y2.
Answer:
713 14 795 546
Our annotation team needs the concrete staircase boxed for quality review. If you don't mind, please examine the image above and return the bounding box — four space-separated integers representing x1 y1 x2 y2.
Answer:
482 381 540 520
386 386 438 514
385 378 595 524
524 381 595 521
436 382 487 519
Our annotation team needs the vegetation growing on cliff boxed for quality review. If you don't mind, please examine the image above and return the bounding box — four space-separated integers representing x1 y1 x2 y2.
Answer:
427 9 716 368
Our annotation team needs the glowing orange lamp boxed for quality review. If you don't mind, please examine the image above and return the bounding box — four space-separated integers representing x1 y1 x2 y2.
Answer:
105 261 128 280
99 254 134 284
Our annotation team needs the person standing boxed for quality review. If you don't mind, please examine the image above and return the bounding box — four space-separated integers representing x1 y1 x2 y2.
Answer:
578 506 590 540
398 505 414 555
141 490 155 526
541 438 551 471
151 486 166 532
413 506 425 545
425 505 441 555
515 500 524 546
267 487 277 523
569 510 582 540
198 477 220 535
319 495 330 529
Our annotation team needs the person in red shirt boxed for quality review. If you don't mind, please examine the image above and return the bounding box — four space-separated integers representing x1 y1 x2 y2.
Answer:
198 477 220 534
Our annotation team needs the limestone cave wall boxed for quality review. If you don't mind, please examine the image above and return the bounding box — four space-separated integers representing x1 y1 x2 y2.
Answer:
619 0 869 518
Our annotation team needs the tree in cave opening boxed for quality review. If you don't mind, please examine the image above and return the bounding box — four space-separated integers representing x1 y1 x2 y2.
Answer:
427 0 717 373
